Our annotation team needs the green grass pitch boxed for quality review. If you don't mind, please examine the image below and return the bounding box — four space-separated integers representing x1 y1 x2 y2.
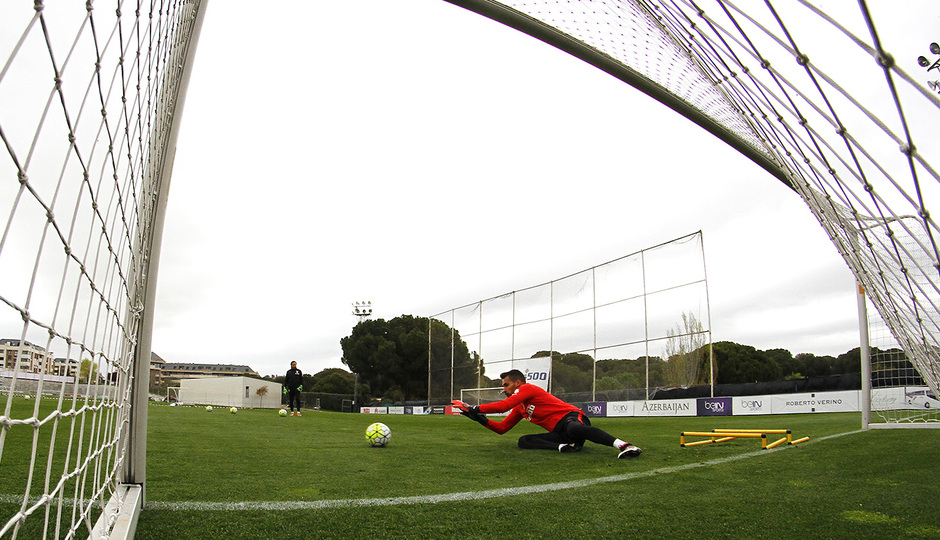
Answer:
4 401 940 538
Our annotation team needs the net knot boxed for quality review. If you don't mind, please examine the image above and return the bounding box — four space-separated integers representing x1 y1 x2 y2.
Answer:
876 52 894 68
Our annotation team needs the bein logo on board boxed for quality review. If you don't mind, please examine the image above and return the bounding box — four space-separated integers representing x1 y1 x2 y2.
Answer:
738 399 763 411
585 402 607 417
696 397 731 416
704 401 725 412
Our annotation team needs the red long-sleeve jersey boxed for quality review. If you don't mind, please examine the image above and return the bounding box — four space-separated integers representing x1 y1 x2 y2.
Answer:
478 383 582 434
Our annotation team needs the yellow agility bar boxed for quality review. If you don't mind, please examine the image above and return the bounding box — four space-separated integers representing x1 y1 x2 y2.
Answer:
680 431 768 448
681 429 809 449
713 429 810 446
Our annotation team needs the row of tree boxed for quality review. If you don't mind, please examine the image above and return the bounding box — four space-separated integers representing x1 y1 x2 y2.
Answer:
266 368 364 397
324 314 885 403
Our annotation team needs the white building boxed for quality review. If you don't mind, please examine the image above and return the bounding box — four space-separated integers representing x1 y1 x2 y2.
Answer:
178 376 282 408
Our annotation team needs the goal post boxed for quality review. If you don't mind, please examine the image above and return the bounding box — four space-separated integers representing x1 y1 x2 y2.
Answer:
96 1 211 537
123 0 211 494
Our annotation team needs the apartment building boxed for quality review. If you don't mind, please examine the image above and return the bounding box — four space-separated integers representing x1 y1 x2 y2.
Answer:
0 339 56 374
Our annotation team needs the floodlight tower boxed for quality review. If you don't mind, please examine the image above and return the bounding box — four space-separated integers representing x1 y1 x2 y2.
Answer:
352 301 373 323
350 301 372 413
917 42 940 93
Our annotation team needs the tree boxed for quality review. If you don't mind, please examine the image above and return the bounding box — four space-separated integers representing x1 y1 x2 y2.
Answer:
341 315 477 402
256 385 269 407
796 353 835 377
662 312 709 387
713 342 781 384
835 348 862 374
533 351 594 394
764 348 798 378
79 359 98 384
311 371 356 394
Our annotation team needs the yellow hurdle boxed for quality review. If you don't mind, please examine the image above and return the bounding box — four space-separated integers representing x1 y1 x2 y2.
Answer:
714 429 809 446
680 429 810 449
680 431 768 449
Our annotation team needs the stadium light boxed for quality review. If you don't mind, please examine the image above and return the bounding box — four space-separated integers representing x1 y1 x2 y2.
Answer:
352 300 373 322
917 42 940 94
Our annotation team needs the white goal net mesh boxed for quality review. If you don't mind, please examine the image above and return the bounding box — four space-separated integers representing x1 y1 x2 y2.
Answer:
1 1 204 537
868 292 940 425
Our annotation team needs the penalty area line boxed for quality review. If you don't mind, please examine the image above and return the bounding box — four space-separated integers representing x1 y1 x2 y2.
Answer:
147 429 864 512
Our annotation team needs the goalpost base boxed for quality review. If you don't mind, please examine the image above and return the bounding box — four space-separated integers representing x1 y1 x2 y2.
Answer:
91 484 142 540
866 422 940 429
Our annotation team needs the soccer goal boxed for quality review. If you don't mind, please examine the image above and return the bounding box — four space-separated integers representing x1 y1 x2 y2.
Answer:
459 387 506 407
861 285 940 428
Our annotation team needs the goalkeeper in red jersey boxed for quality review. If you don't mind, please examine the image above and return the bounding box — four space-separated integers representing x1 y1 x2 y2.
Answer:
455 369 642 458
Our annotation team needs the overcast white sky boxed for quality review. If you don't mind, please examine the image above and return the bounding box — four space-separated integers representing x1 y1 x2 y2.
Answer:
148 0 935 377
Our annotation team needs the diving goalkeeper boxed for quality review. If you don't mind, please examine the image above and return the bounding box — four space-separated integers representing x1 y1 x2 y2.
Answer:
455 369 642 458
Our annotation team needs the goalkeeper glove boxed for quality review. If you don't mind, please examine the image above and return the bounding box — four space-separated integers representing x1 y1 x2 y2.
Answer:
450 400 488 427
460 405 489 427
282 387 288 395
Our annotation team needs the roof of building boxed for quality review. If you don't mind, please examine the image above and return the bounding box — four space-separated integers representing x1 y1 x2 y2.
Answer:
162 363 256 372
0 339 42 348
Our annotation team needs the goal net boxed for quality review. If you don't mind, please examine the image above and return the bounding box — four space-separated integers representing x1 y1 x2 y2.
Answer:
459 387 506 407
866 293 940 427
0 2 206 538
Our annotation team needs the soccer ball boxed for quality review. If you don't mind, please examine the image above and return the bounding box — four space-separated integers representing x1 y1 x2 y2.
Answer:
205 406 213 412
229 407 237 414
365 422 391 447
278 408 287 417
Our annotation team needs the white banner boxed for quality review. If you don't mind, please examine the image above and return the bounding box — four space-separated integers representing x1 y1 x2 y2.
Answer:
770 391 859 414
634 399 696 417
606 401 635 417
732 396 772 416
512 357 552 390
359 407 388 414
1 371 74 383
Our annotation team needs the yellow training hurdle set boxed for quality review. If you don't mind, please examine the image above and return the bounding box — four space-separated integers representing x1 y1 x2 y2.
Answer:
680 429 810 449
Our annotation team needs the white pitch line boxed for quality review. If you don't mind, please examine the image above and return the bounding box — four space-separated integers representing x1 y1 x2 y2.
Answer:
146 429 864 512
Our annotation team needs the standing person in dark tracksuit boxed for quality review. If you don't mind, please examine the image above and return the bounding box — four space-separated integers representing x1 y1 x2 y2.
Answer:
285 361 303 416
